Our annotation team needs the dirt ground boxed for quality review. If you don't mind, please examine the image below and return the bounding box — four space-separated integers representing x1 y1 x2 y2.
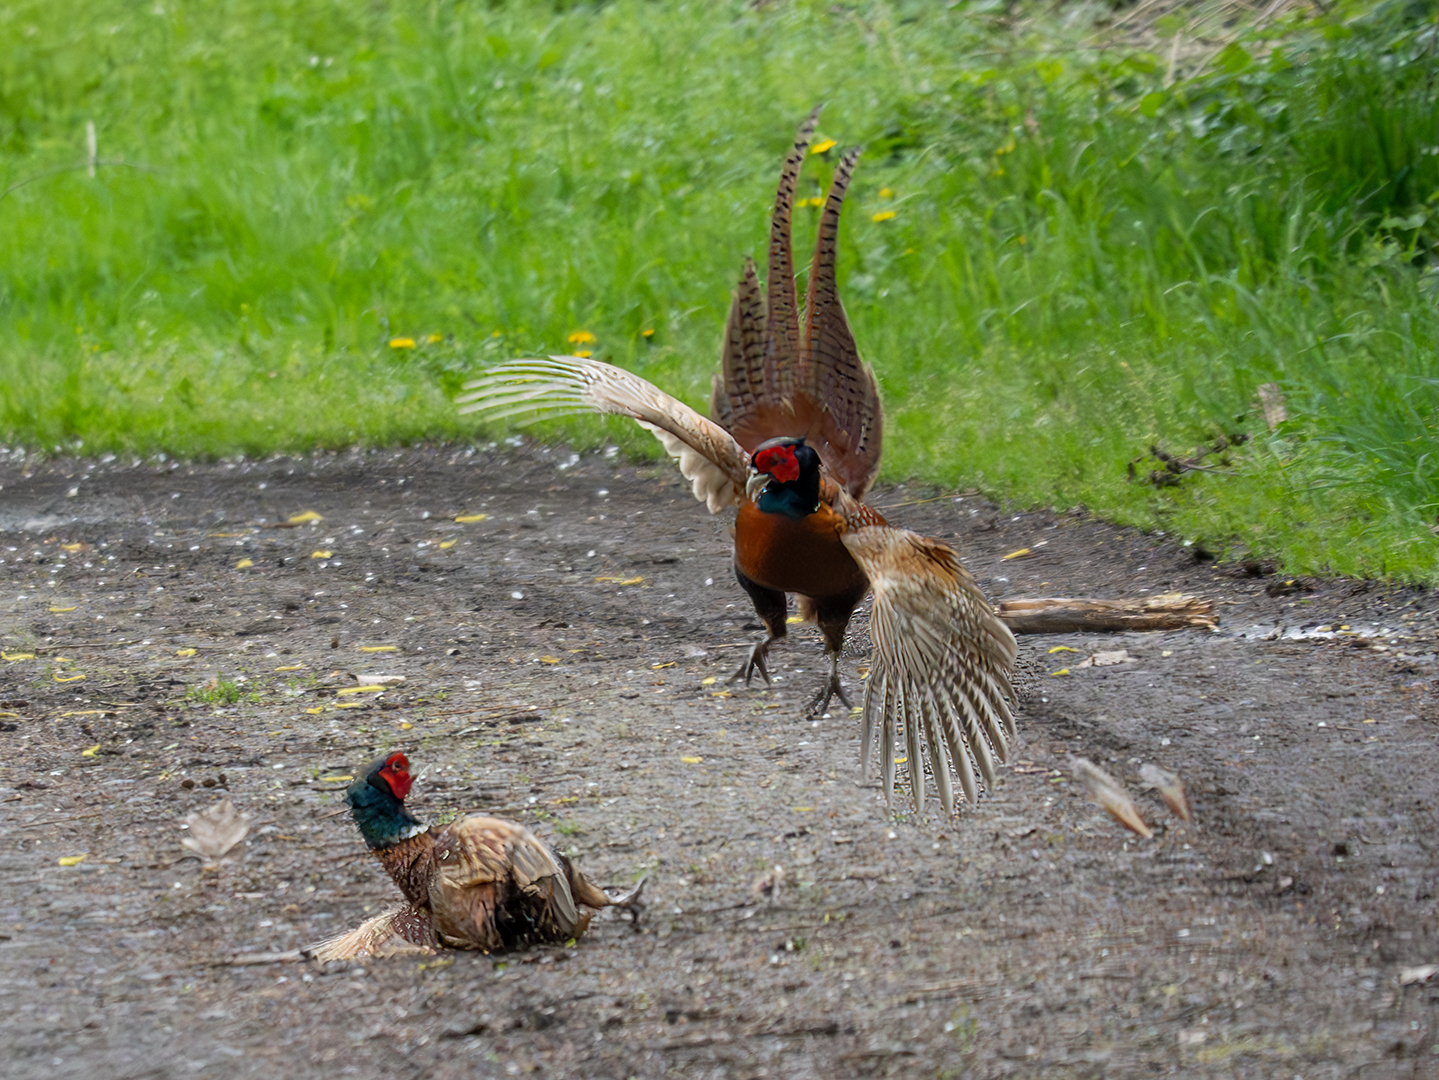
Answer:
1 442 1436 1079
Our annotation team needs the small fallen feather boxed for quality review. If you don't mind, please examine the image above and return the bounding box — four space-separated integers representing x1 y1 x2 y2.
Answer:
1400 964 1438 986
359 645 397 653
751 864 785 904
235 558 254 569
1071 756 1153 838
336 685 387 695
2 652 35 661
1076 649 1133 670
311 550 333 559
1002 548 1032 560
1256 382 1288 431
180 799 252 860
176 648 197 657
681 756 703 764
81 744 101 757
288 511 324 524
1139 763 1193 822
455 514 488 523
49 606 77 614
1048 645 1080 654
438 540 457 549
58 854 88 867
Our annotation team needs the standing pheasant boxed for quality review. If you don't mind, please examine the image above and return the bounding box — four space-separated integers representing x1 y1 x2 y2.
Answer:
458 110 1018 816
311 752 641 960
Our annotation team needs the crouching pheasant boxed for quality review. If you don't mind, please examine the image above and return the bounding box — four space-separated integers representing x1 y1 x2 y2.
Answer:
311 752 642 961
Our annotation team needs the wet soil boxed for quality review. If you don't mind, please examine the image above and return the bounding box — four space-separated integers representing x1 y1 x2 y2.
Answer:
1 443 1437 1079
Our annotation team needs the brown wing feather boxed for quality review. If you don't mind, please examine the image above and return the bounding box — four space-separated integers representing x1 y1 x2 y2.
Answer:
430 815 584 950
799 146 884 498
840 527 1018 817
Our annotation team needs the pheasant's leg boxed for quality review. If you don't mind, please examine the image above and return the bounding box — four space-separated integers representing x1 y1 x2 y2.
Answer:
810 649 854 715
803 585 868 716
730 565 787 687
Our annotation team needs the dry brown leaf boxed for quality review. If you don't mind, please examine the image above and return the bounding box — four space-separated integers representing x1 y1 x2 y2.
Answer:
180 798 252 860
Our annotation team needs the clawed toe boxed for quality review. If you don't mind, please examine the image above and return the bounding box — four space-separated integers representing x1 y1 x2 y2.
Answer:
807 671 852 716
729 640 773 686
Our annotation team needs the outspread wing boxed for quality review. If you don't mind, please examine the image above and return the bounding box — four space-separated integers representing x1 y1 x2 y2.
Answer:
458 357 747 513
308 903 437 962
798 146 883 498
840 527 1019 817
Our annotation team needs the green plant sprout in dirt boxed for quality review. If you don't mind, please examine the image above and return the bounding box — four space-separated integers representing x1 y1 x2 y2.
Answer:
186 679 257 706
2 0 1438 579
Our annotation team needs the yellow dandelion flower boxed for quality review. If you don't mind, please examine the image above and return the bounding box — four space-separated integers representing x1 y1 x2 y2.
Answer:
389 337 416 349
574 349 593 359
811 139 837 155
567 330 597 345
491 329 503 337
871 210 896 223
879 187 894 199
427 332 443 343
641 328 655 338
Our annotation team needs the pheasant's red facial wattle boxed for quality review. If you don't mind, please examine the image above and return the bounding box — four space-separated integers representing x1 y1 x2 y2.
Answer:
753 444 801 483
377 752 413 800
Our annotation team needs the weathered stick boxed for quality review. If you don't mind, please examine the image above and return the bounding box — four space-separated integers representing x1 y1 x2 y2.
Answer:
997 593 1216 634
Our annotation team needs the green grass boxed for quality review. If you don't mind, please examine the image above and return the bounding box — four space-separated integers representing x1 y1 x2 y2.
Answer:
3 0 1438 579
187 679 253 705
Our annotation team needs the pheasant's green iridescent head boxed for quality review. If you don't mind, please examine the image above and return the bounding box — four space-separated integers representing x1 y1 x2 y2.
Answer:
345 751 426 850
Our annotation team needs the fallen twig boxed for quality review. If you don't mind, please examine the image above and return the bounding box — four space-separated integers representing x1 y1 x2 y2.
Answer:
997 594 1216 634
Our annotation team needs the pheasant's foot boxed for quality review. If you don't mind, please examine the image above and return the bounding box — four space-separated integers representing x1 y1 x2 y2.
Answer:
729 638 774 687
607 875 648 929
807 655 852 716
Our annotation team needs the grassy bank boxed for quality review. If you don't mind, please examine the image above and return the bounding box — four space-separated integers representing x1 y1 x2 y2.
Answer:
2 0 1438 578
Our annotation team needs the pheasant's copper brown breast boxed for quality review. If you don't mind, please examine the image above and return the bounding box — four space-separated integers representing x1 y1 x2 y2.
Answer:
735 497 869 599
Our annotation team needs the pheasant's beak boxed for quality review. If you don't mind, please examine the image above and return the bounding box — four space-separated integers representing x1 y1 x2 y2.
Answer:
745 471 771 503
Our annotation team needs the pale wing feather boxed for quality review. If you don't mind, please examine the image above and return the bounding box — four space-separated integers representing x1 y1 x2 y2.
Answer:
308 904 436 962
458 357 746 513
842 526 1018 813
